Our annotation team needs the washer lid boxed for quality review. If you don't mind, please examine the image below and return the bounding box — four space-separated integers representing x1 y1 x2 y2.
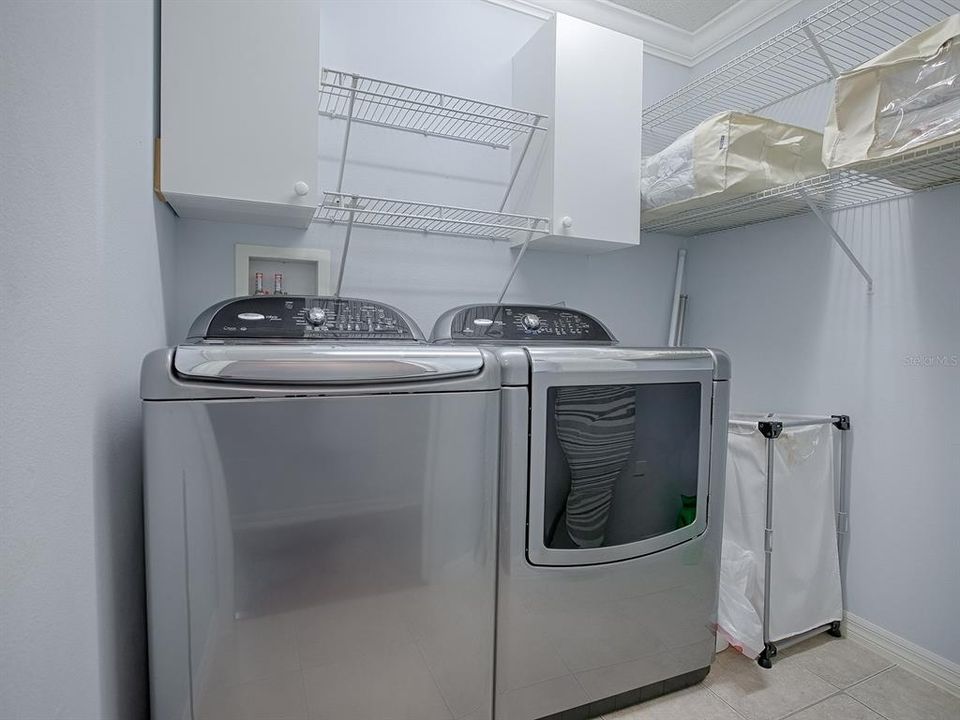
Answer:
173 345 485 384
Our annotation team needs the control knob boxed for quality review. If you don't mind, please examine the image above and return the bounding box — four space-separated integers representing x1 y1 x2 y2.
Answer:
306 307 327 326
521 313 541 330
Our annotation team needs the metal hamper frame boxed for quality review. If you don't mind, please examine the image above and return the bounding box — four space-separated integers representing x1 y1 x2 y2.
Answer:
740 413 852 669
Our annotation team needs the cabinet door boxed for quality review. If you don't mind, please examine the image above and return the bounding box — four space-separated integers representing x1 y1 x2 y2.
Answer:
511 14 643 252
552 14 643 249
160 0 320 227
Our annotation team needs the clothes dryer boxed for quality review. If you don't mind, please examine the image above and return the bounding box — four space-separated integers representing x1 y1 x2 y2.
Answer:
432 304 730 720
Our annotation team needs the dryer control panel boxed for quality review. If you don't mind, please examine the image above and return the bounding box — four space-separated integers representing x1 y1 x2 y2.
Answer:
187 296 423 341
435 305 616 344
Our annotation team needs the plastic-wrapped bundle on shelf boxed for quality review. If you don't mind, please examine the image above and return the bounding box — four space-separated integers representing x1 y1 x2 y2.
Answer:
640 112 826 222
823 14 960 183
718 415 846 666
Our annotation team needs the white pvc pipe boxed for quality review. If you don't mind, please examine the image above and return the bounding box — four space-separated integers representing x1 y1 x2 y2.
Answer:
676 294 688 346
667 248 687 346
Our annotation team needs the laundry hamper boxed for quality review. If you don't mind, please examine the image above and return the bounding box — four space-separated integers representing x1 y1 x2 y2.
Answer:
823 13 960 179
718 414 850 668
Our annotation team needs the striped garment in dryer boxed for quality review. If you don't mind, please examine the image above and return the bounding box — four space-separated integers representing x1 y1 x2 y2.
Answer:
553 385 637 548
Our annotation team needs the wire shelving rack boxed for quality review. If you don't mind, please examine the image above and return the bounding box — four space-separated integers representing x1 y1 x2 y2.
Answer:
315 68 550 297
643 139 960 237
642 0 960 153
316 192 550 240
641 0 960 292
319 68 546 149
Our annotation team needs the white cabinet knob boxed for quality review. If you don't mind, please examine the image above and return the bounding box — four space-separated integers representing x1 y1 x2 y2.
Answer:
294 181 310 196
561 216 574 229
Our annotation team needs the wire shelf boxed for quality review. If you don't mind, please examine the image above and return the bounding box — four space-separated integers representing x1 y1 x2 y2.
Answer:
315 192 551 241
642 139 960 236
318 68 547 149
642 0 960 153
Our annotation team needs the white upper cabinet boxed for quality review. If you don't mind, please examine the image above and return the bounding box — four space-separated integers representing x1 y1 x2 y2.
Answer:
511 14 644 252
160 0 321 228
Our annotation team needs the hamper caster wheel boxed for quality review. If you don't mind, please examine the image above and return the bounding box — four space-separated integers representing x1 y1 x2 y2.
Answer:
828 621 842 638
758 653 773 669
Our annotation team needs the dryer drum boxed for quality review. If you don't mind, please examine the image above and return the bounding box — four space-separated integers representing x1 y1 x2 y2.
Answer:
552 385 637 548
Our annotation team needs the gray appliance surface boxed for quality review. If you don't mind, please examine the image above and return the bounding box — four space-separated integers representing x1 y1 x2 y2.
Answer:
187 294 425 342
430 304 731 720
143 296 501 720
431 303 617 345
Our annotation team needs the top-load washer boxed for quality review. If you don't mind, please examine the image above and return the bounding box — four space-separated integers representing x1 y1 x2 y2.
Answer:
432 304 731 720
142 296 501 720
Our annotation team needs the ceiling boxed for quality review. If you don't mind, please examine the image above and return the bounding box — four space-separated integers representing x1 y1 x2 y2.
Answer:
606 0 741 33
486 0 803 66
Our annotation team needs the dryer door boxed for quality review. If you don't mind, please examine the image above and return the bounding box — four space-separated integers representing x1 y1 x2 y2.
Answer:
526 348 717 566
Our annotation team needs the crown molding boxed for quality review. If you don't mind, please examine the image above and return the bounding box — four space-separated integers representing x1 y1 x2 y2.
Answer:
482 0 553 21
689 0 807 65
481 0 805 67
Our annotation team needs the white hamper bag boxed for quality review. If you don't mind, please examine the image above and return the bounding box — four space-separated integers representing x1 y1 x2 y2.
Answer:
718 420 842 657
823 14 960 171
640 112 826 221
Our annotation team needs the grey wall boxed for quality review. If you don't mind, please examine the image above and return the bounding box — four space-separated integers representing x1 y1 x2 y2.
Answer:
174 219 685 346
682 186 960 665
0 1 176 718
642 53 691 105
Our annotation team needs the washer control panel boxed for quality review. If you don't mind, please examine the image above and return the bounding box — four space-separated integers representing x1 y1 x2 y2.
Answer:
190 296 422 341
441 305 615 343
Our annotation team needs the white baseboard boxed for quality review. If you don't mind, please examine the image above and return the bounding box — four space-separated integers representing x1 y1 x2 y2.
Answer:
844 612 960 698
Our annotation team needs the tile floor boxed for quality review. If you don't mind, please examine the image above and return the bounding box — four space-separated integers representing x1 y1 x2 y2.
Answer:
598 634 960 720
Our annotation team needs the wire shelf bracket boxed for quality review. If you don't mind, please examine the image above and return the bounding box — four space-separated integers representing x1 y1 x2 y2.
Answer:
318 67 550 298
800 23 841 79
800 190 874 293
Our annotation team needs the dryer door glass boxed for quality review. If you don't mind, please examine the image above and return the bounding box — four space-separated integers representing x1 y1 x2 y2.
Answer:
526 362 716 567
544 382 701 550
